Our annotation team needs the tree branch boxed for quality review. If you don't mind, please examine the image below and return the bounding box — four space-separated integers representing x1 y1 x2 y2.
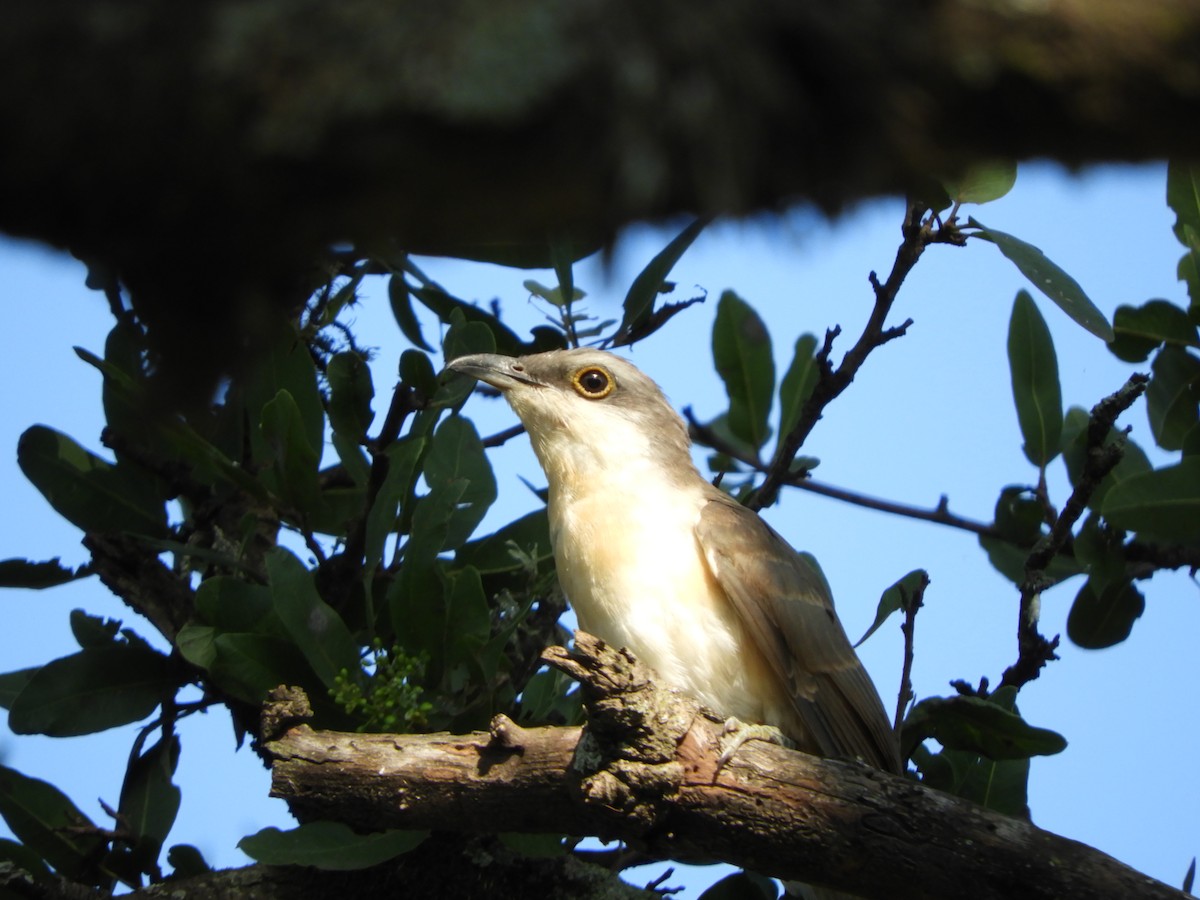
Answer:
264 633 1186 900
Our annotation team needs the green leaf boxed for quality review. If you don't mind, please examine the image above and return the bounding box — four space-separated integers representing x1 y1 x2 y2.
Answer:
244 323 325 462
1146 346 1200 450
388 275 433 352
194 577 277 634
712 291 775 451
1067 577 1145 649
901 691 1067 761
496 833 567 860
855 570 927 647
1060 406 1153 512
260 390 324 516
618 218 708 343
266 548 359 689
1007 291 1063 467
1108 299 1200 362
523 278 584 308
414 285 528 357
455 509 553 575
991 486 1044 544
1167 159 1200 250
0 836 52 878
365 439 426 575
8 645 174 737
17 426 167 537
443 565 490 667
912 744 1030 818
0 765 107 880
194 633 315 705
423 417 497 550
0 667 37 710
1101 457 1200 541
118 735 181 856
0 558 87 590
69 609 121 649
942 161 1017 205
972 221 1114 341
239 822 427 870
777 334 819 440
978 533 1083 586
327 352 376 441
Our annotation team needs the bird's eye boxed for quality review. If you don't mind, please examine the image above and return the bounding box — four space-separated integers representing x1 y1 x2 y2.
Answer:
571 366 615 399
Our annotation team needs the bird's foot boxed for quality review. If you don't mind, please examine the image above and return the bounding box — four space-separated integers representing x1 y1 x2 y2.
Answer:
717 717 791 765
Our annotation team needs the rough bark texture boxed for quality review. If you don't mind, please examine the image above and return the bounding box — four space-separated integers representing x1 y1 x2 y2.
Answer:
5 0 1200 396
262 635 1187 900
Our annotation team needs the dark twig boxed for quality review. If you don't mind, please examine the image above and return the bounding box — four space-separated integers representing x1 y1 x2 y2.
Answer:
482 423 526 448
999 373 1149 691
895 572 930 732
748 201 963 511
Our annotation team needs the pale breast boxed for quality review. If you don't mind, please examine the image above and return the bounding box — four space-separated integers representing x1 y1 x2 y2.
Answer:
550 484 770 724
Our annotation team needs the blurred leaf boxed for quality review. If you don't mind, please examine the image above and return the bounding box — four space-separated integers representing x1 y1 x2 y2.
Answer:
942 161 1017 205
424 417 497 550
972 221 1114 341
0 836 52 878
0 558 87 589
266 548 359 689
699 870 780 900
327 352 376 441
17 426 167 537
388 275 433 351
1184 857 1196 895
1067 577 1145 649
239 822 426 870
992 486 1044 544
713 291 775 450
8 645 174 737
1108 299 1199 362
978 533 1082 586
1060 406 1152 511
443 565 490 667
244 323 325 462
0 764 107 881
618 218 708 343
1167 160 1200 249
912 743 1030 818
523 278 584 308
167 844 210 879
436 311 501 409
365 439 426 575
1101 457 1200 541
99 320 151 448
415 286 529 357
855 570 927 647
550 236 577 315
1008 291 1063 467
517 667 583 727
118 734 181 860
456 509 553 575
778 334 819 440
69 609 121 649
901 690 1066 761
1178 248 1200 319
1146 346 1200 450
0 667 37 710
496 833 566 859
260 390 324 516
191 632 315 705
194 577 277 634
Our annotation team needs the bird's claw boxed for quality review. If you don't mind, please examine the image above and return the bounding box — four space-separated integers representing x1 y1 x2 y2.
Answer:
717 717 791 765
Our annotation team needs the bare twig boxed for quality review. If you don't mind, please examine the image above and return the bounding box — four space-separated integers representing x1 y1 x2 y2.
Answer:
482 423 526 448
748 202 965 511
895 572 930 732
999 374 1149 691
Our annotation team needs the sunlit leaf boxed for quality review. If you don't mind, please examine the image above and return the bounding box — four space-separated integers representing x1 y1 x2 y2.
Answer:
778 334 819 441
901 690 1066 761
972 221 1114 341
855 570 927 647
713 292 774 451
942 161 1017 205
1008 291 1063 467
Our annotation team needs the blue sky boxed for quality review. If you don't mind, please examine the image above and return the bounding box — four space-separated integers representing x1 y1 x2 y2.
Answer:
1 162 1195 895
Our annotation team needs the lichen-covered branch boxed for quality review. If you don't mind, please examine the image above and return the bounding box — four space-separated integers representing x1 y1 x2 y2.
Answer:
263 633 1187 900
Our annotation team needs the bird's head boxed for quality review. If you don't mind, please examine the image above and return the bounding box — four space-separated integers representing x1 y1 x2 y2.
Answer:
447 349 697 491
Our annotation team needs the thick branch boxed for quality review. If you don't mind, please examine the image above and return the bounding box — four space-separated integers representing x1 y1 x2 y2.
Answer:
264 634 1185 900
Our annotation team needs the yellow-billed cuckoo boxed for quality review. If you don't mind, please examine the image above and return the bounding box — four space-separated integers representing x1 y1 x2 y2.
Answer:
448 348 900 774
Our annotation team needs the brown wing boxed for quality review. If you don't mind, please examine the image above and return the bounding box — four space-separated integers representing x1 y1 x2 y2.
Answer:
696 491 900 772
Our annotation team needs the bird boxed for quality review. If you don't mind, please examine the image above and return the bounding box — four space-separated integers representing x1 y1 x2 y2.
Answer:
447 348 900 775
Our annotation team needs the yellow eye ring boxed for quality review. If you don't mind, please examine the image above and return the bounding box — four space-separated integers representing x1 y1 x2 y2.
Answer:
570 366 615 399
